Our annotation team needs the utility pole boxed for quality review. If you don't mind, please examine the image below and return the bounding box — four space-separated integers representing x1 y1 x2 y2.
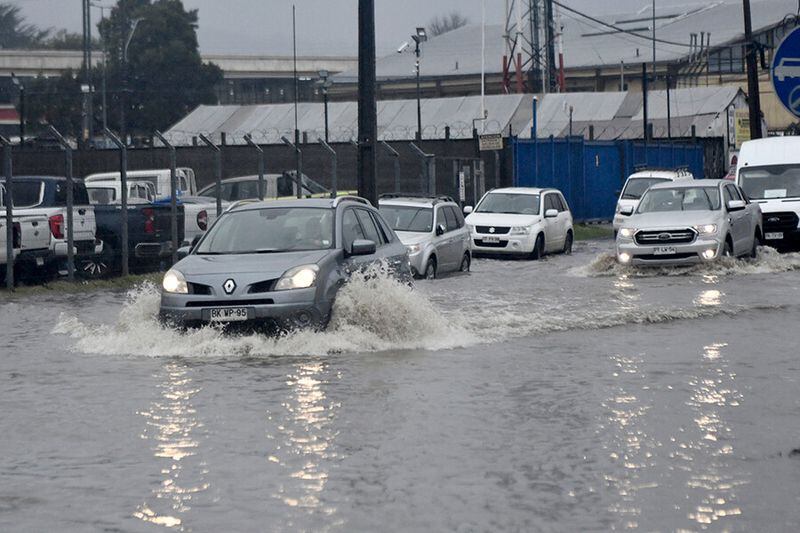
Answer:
357 0 378 206
743 0 763 139
652 0 656 88
413 27 427 141
642 63 649 143
82 0 93 146
544 0 557 92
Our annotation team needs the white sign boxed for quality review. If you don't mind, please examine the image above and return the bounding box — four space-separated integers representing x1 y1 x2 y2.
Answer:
479 134 503 151
458 171 466 201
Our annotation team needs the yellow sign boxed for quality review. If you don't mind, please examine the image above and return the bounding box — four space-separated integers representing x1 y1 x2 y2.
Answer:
734 109 751 149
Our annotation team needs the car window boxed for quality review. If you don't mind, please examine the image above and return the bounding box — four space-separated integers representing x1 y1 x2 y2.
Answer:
373 211 396 242
237 180 260 200
8 180 43 207
199 184 216 198
368 211 390 244
342 209 366 250
451 205 466 227
725 185 742 202
621 177 670 199
723 186 735 203
544 194 558 212
556 194 569 212
54 181 90 206
443 206 458 232
355 209 382 245
88 187 115 204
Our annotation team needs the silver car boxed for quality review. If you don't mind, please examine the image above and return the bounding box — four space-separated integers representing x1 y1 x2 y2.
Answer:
378 195 471 279
159 196 411 330
616 179 763 266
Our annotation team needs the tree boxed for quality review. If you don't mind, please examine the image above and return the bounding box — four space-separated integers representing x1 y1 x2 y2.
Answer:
25 71 84 137
427 12 469 37
98 0 222 137
0 3 50 48
41 29 101 51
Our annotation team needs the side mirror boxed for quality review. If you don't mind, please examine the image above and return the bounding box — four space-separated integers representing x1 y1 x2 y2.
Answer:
727 199 746 211
620 205 634 216
349 239 376 256
435 224 446 236
544 208 558 218
176 246 191 260
463 205 473 215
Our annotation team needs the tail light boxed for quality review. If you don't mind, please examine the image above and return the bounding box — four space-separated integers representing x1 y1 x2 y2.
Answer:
197 209 208 231
49 214 64 239
12 222 21 248
143 208 155 234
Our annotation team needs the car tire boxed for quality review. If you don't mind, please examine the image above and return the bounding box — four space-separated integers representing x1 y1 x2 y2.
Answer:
424 257 437 280
723 238 733 258
530 234 545 260
749 232 760 259
459 252 471 272
562 231 573 255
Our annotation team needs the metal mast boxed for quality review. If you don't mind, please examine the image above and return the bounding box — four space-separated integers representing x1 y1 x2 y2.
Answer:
503 0 548 93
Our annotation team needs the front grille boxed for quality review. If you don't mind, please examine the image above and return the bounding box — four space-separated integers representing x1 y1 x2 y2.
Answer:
248 279 279 294
186 298 274 308
636 253 697 261
763 212 799 231
188 282 212 295
634 229 696 245
476 226 510 235
474 239 508 248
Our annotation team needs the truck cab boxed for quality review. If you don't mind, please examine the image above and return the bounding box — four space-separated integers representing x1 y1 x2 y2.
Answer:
736 137 800 249
85 168 197 201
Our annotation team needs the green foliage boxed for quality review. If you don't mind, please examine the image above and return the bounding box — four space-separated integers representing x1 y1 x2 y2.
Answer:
0 3 51 48
25 71 84 138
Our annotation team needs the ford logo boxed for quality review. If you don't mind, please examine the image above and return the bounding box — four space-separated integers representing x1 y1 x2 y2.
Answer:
768 217 780 223
658 233 672 241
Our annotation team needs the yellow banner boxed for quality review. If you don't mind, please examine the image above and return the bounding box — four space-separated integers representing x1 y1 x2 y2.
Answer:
734 109 751 149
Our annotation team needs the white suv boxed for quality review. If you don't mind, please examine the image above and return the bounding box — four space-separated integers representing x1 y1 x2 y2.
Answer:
378 195 471 279
613 168 694 234
464 187 573 259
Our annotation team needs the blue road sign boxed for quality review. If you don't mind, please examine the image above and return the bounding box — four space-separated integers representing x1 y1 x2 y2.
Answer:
772 26 800 118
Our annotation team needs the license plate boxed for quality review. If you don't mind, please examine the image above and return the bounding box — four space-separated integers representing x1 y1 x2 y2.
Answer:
481 236 500 244
653 246 677 255
35 256 45 267
765 232 784 240
208 307 250 322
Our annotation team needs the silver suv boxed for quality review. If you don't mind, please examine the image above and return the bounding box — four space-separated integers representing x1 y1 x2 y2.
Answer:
378 194 471 279
159 196 411 330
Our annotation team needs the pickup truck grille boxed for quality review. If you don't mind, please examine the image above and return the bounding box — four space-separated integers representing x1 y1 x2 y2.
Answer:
476 226 510 235
635 229 696 245
762 212 799 231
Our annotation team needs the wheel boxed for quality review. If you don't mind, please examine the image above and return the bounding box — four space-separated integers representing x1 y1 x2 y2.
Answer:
723 238 733 257
530 234 545 260
749 232 760 259
562 231 573 255
459 252 471 272
79 243 117 279
424 257 437 280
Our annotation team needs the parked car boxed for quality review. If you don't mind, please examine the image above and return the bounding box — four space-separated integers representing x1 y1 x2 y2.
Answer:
616 179 762 266
736 137 800 250
1 183 51 280
0 217 20 283
86 180 157 205
378 194 471 279
196 172 334 201
85 168 197 200
159 196 411 330
0 176 102 277
613 168 694 234
463 187 574 259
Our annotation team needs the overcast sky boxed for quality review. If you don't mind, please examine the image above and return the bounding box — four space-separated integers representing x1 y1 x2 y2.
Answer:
12 0 733 56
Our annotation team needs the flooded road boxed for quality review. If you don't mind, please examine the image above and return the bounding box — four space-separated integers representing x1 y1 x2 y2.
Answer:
2 239 800 532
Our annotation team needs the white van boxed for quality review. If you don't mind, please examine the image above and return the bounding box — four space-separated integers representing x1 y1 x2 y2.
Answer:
736 137 800 248
613 168 694 233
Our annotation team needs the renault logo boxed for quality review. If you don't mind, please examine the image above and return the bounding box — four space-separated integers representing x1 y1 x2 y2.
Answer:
489 227 496 233
223 279 236 295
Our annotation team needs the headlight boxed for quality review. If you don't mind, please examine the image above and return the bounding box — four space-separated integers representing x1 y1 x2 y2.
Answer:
162 269 188 294
618 227 636 239
406 243 421 254
615 204 622 214
466 224 475 233
510 225 532 235
274 264 319 291
694 224 718 235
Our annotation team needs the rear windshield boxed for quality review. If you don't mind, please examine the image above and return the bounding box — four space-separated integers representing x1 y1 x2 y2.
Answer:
621 177 670 200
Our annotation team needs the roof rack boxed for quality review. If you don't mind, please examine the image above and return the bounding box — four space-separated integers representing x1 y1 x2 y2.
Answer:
333 195 371 207
379 192 456 205
632 165 692 176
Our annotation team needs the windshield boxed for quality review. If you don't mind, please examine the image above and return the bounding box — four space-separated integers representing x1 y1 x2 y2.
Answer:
476 193 540 215
637 187 721 213
621 177 670 200
196 207 334 254
379 205 433 233
739 165 800 200
88 187 115 204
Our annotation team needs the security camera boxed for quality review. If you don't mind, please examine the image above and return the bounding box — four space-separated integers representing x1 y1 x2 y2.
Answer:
397 41 409 53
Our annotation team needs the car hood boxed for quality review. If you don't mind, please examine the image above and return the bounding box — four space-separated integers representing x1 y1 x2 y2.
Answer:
177 249 333 277
395 231 432 245
625 211 719 230
465 212 542 226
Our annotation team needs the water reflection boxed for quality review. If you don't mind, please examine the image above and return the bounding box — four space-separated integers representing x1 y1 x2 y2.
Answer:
268 361 339 522
134 361 208 530
694 289 725 307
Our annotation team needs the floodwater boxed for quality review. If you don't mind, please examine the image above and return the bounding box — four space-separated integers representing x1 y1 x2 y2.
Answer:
2 240 800 532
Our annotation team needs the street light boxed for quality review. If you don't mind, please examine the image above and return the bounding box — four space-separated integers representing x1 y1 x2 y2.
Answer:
120 17 143 145
317 69 332 143
10 73 24 145
412 26 427 141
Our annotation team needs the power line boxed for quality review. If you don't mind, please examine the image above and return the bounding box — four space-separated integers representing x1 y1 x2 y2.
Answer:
552 0 693 48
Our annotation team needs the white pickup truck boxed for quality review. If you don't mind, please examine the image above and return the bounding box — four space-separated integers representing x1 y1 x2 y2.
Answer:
85 168 222 246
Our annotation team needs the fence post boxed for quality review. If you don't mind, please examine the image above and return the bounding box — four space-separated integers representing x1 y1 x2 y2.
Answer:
318 138 338 198
198 134 223 216
104 128 129 277
1 135 13 290
154 131 178 265
410 142 435 195
380 141 400 193
243 134 265 200
281 136 303 199
48 126 75 282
